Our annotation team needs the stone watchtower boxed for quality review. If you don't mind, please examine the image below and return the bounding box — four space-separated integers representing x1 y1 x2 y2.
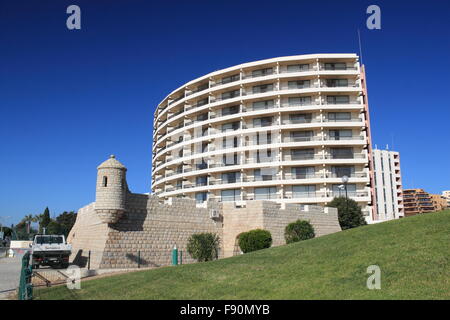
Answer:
95 155 127 224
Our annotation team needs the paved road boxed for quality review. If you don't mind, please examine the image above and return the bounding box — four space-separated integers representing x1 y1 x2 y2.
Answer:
0 256 22 297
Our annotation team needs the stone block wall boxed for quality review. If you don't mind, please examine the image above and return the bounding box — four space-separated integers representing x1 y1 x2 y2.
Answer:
222 201 341 257
68 195 341 269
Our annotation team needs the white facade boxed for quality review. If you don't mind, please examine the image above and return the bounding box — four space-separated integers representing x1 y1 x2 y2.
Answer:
151 54 375 219
372 149 404 221
442 191 450 207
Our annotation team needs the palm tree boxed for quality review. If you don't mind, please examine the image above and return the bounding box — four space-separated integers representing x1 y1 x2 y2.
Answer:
23 214 34 234
33 214 43 233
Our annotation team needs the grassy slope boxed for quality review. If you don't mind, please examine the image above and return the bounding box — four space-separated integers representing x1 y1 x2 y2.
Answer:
36 210 450 300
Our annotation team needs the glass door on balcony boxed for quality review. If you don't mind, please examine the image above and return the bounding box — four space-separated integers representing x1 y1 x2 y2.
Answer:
288 80 311 89
327 112 351 122
287 64 309 72
221 189 241 201
292 166 315 179
324 63 347 70
291 130 313 142
252 67 273 77
222 104 239 116
326 79 348 87
222 121 240 132
256 132 272 145
222 171 240 184
331 165 355 178
195 192 207 203
292 185 316 198
253 116 273 127
252 84 273 94
288 96 312 106
196 175 208 187
326 95 350 104
254 187 277 200
291 148 315 160
289 113 312 124
252 100 274 110
329 129 352 140
332 184 357 197
254 168 275 181
330 147 354 159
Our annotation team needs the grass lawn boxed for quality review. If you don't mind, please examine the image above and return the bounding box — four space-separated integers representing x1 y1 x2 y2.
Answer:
35 210 450 300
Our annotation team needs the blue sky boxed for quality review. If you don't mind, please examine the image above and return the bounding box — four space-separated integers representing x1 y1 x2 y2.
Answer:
1 0 449 224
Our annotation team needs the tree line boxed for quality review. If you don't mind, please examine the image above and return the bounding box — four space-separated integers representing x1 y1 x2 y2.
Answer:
3 207 77 241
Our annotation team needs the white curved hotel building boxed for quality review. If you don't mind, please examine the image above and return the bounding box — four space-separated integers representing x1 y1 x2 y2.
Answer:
151 54 377 221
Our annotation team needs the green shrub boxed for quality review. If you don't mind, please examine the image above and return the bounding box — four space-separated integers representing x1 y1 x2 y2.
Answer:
284 220 315 244
238 229 272 253
328 197 367 230
186 233 220 262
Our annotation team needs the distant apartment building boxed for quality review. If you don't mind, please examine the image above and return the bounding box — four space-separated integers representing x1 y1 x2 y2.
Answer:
372 149 404 221
402 189 435 216
431 194 448 211
442 190 450 207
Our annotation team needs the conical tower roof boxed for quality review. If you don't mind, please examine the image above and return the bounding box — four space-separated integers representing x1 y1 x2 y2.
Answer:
97 155 126 170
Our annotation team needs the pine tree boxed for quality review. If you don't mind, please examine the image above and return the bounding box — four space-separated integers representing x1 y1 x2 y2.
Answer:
41 207 51 233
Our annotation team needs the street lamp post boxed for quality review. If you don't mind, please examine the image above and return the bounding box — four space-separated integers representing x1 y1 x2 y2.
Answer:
341 175 349 214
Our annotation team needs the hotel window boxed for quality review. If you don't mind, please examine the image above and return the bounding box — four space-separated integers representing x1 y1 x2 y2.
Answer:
196 175 208 186
331 166 354 178
252 83 273 94
256 132 271 145
254 187 277 200
222 172 240 183
332 184 357 196
289 113 312 124
256 149 272 163
327 112 351 122
291 148 315 160
326 79 348 87
291 130 313 142
201 142 208 153
196 83 209 93
197 112 208 121
222 153 238 166
254 168 274 181
252 67 273 77
326 95 350 104
195 192 208 203
288 96 312 106
324 62 347 70
221 89 240 100
197 98 208 107
330 147 353 159
292 167 315 179
222 105 239 116
287 64 309 72
221 74 240 84
222 136 238 149
329 129 352 140
253 100 274 110
196 159 207 170
292 185 316 198
253 116 273 127
222 121 240 132
288 80 310 89
221 189 241 202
